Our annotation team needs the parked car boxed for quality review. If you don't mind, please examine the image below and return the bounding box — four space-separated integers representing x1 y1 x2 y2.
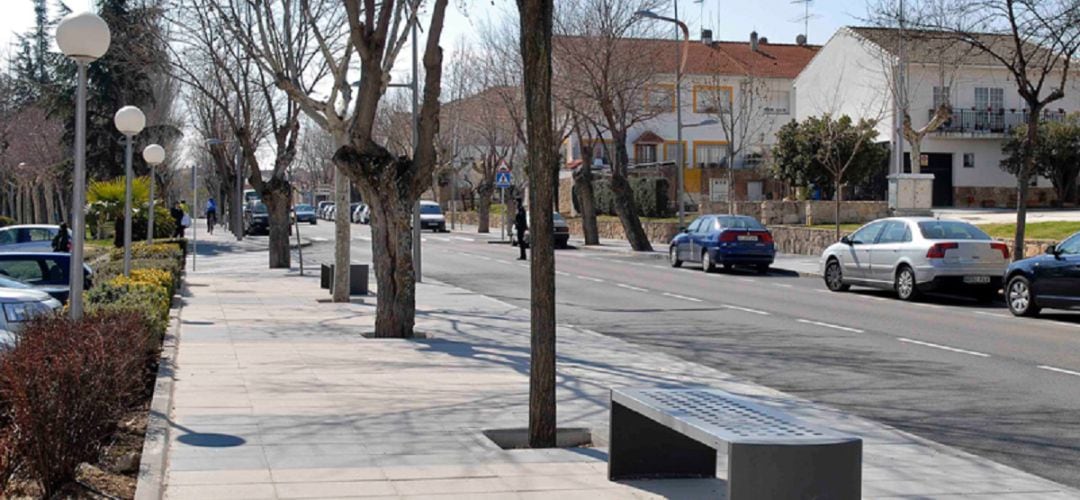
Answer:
293 204 317 224
1004 231 1080 316
518 212 571 249
0 252 93 303
352 203 370 224
326 205 337 221
419 201 447 232
244 201 270 235
0 225 70 253
0 287 62 349
669 215 776 273
821 217 1009 302
317 201 333 220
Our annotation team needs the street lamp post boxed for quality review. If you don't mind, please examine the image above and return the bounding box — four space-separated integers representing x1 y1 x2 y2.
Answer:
115 106 146 277
56 11 110 319
143 144 165 243
635 8 690 227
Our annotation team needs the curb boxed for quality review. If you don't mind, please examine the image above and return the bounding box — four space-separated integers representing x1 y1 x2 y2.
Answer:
133 280 185 500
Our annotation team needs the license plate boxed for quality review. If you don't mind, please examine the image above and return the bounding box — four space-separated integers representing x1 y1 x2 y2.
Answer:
963 276 991 284
737 235 758 242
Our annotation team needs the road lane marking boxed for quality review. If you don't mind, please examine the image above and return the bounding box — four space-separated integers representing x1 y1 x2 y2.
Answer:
911 302 945 309
813 289 831 294
430 236 451 242
516 264 529 269
1050 321 1080 330
773 283 795 289
897 338 990 358
973 311 1011 319
452 237 476 242
577 275 605 283
796 319 864 333
555 271 570 276
736 278 756 283
616 283 649 293
662 292 703 303
722 304 771 316
1038 365 1080 377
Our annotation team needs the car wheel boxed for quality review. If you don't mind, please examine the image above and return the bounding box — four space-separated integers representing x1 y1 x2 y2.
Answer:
702 250 716 273
756 264 770 274
669 246 682 268
895 266 920 301
824 259 849 292
1006 276 1041 317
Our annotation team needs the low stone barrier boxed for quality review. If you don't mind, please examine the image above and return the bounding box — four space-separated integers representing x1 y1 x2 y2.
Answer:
769 225 1055 259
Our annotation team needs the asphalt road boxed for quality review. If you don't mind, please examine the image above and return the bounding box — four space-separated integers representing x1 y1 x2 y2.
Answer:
274 219 1080 489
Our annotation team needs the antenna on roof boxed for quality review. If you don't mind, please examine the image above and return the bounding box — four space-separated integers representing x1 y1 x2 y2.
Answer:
790 0 816 42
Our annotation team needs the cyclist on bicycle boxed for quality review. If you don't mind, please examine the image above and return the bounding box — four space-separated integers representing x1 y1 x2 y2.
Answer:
206 198 217 234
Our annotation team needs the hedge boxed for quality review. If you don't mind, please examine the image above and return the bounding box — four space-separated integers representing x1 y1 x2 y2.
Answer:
582 177 672 218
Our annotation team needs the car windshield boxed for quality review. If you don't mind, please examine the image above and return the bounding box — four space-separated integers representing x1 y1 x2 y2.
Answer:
553 213 566 224
295 204 313 211
252 203 268 214
917 221 990 240
420 204 442 215
716 216 765 230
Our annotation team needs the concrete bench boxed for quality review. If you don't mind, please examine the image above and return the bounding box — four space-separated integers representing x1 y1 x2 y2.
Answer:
609 388 861 500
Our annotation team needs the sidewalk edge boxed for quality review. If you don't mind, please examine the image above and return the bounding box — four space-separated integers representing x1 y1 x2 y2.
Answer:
133 279 185 500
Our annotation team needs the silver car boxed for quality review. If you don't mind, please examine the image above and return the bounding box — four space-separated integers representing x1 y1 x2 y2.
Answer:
820 217 1010 302
0 287 62 350
0 225 67 253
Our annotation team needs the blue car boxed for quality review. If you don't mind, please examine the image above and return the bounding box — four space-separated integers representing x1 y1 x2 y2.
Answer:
669 215 776 273
1004 231 1080 317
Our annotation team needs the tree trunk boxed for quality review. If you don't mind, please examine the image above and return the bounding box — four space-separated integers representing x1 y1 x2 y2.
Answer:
518 0 557 449
1013 105 1041 261
609 133 652 251
477 185 493 233
44 181 56 224
32 186 43 224
332 162 351 302
727 149 736 214
264 179 292 269
572 165 599 245
834 179 842 241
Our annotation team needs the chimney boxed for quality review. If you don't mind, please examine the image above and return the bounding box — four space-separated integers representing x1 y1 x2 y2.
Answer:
759 37 768 45
701 29 713 45
796 34 807 46
750 31 759 52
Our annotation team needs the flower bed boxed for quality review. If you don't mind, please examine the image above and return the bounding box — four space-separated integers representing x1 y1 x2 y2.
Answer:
0 238 184 498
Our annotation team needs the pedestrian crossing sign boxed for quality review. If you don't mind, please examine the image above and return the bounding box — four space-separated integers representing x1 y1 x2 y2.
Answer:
495 170 512 189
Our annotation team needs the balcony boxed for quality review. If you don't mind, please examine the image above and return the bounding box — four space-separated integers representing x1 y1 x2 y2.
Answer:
932 108 1068 137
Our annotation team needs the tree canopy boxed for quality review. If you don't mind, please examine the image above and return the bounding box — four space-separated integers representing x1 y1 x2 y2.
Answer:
1002 116 1080 206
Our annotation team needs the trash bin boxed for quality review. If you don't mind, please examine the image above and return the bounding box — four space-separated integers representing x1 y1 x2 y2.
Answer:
321 264 369 295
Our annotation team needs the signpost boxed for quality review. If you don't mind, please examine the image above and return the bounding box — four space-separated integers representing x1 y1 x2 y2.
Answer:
495 166 512 242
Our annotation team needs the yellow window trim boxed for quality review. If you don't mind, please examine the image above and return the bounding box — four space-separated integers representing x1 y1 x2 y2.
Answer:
644 84 677 113
662 141 688 167
632 143 659 164
692 140 730 168
692 85 733 114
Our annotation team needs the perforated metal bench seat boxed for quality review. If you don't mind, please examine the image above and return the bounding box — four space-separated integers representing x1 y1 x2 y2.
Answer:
609 388 861 500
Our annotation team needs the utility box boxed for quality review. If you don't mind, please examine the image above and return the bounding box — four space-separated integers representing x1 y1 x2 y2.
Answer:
889 173 935 216
320 263 369 295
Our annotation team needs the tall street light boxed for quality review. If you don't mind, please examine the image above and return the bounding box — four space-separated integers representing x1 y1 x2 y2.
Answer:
143 144 165 243
635 8 690 227
56 11 110 319
115 105 146 277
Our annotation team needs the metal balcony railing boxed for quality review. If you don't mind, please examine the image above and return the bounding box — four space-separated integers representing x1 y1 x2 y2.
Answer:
932 108 1068 135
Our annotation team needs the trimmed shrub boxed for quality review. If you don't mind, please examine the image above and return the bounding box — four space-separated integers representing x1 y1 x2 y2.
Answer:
109 241 183 262
111 205 177 248
0 313 149 496
94 257 182 289
85 279 170 346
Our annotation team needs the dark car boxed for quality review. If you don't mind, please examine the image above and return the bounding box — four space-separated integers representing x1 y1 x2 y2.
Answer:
0 252 93 303
244 201 270 235
293 204 317 224
1004 231 1080 317
669 215 776 273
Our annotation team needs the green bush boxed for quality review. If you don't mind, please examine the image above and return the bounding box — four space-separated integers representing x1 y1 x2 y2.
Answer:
109 241 183 262
94 258 182 289
85 280 170 346
587 177 671 218
112 204 176 247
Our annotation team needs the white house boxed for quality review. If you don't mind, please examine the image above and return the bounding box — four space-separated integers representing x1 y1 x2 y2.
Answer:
795 26 1080 208
558 31 819 208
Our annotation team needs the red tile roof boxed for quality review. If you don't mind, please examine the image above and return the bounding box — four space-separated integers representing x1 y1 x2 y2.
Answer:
555 35 820 79
634 131 665 143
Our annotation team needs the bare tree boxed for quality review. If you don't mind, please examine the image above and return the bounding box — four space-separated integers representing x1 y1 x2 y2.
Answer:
702 71 776 213
553 0 665 251
903 0 1080 259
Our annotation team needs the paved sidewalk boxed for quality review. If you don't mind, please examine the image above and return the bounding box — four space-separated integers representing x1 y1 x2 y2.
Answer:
160 229 1078 499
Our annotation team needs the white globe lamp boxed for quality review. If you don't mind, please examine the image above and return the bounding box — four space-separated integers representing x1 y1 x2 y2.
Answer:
114 106 146 136
56 11 111 62
143 144 165 244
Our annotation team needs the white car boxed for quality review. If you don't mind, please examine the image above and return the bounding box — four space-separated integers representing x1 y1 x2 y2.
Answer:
419 201 447 232
0 288 62 349
0 225 69 253
820 217 1009 302
352 203 370 224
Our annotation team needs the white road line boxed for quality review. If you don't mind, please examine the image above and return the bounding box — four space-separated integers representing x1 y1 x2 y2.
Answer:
736 278 756 283
1038 365 1080 377
796 319 864 333
555 270 570 277
516 264 529 269
1050 321 1080 330
577 275 605 283
773 283 795 289
662 292 703 303
430 236 451 242
452 237 476 242
616 283 649 293
721 304 772 316
911 302 945 309
897 338 990 358
973 311 1011 319
492 259 512 265
813 289 831 294
356 236 371 241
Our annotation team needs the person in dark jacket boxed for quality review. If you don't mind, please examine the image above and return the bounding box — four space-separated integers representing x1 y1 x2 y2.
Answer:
51 222 71 252
514 201 528 261
171 202 185 238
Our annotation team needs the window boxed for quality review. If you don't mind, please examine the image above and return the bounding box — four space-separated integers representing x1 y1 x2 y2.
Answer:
877 221 912 244
686 217 705 233
645 85 675 112
0 258 49 285
0 230 14 245
933 86 950 109
693 85 732 113
663 142 687 166
975 87 1004 110
634 144 658 164
1057 233 1080 255
764 91 790 114
917 221 991 240
696 217 715 234
963 153 975 168
694 142 728 168
849 221 887 244
26 228 53 242
716 216 765 230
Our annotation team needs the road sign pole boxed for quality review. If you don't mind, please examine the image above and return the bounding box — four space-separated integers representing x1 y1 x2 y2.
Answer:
500 187 506 242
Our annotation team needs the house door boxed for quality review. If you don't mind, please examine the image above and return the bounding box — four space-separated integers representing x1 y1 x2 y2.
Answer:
747 181 764 201
904 153 954 207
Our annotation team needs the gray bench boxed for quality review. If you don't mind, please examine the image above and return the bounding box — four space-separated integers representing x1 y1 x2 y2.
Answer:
609 388 861 500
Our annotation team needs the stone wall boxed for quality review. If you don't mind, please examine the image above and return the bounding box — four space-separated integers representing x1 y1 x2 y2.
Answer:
769 225 1054 259
954 187 1057 208
706 200 888 226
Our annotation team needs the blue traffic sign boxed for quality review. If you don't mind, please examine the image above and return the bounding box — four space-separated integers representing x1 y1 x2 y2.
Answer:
495 170 512 188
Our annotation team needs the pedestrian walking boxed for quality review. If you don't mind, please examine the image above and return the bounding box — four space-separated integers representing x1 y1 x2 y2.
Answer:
171 202 186 238
514 201 528 261
51 222 71 252
205 198 217 234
